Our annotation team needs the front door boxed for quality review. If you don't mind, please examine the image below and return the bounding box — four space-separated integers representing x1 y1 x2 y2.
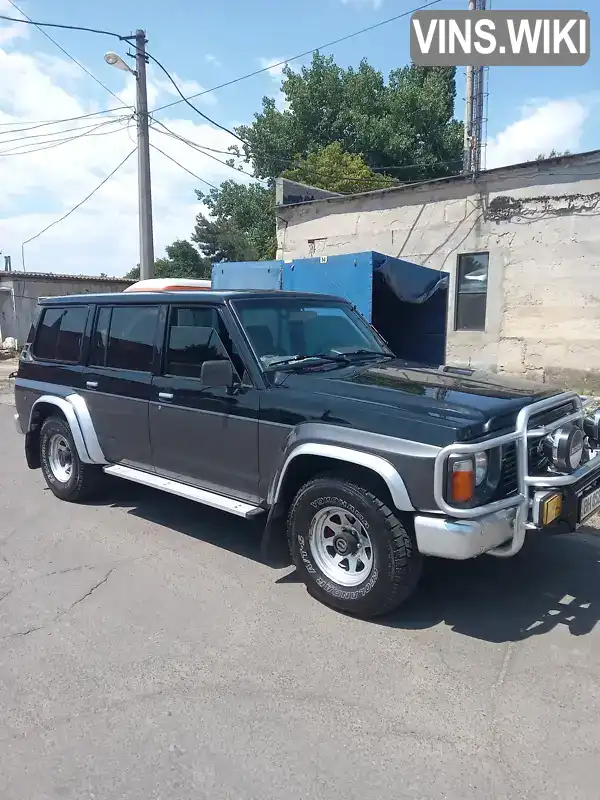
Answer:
149 305 260 503
81 303 160 469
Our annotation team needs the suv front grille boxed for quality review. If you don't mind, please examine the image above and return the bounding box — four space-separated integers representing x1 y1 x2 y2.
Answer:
498 399 578 496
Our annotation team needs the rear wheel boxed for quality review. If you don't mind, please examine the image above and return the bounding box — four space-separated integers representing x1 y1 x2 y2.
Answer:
287 476 422 618
40 416 103 502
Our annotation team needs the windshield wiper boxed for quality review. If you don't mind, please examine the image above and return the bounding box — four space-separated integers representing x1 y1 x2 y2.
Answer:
265 353 350 368
341 349 393 360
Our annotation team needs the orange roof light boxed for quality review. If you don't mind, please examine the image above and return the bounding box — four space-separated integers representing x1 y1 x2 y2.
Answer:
123 278 212 293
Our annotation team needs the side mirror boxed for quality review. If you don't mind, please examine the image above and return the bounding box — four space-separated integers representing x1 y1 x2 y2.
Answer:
200 359 235 388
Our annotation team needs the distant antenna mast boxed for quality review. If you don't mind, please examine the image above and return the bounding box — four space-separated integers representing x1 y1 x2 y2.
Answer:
463 0 489 175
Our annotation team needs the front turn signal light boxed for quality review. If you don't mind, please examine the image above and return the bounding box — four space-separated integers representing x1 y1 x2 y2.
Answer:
450 457 475 503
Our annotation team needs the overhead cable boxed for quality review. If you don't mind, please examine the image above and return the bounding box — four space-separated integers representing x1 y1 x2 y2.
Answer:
7 0 131 109
21 147 137 269
149 142 218 190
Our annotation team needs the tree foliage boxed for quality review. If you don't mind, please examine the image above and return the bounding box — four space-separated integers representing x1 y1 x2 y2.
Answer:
282 142 394 193
535 149 571 161
236 53 463 184
125 239 209 281
139 54 464 271
192 180 277 262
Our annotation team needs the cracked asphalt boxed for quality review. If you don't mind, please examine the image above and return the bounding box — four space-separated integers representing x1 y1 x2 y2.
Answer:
2 397 600 799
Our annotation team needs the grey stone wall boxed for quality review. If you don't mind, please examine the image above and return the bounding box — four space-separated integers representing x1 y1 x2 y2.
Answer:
0 275 132 346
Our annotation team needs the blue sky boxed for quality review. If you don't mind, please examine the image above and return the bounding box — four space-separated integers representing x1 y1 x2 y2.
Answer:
0 0 597 274
26 0 599 152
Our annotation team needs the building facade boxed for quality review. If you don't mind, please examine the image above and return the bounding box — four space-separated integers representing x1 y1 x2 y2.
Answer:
0 272 132 347
276 151 600 391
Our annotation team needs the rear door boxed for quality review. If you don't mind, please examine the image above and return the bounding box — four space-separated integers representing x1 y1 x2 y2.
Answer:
149 304 261 503
81 303 161 469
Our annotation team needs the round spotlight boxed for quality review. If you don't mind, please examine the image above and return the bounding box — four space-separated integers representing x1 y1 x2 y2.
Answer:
583 409 600 443
542 424 584 473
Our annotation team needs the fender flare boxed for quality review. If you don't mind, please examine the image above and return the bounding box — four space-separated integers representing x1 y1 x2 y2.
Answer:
29 394 107 465
269 442 414 512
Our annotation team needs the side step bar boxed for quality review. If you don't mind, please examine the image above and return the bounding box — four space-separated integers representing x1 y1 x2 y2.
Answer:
103 464 263 519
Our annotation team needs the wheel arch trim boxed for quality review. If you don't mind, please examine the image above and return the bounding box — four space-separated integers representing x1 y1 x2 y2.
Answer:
269 443 414 511
29 394 107 465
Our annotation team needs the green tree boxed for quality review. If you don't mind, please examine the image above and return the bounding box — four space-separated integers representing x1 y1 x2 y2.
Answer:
125 239 209 280
282 142 395 193
192 180 277 262
235 54 463 183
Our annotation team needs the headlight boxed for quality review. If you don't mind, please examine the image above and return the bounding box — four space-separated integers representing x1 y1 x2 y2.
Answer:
583 409 600 444
542 424 584 473
474 450 488 486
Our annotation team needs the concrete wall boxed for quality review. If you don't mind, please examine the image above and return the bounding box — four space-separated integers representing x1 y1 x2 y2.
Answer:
0 274 132 346
276 152 600 390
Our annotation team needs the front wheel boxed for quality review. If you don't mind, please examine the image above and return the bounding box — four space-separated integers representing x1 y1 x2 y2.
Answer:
287 476 422 618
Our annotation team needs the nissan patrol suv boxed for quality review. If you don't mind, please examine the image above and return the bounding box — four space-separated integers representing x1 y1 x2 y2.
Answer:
13 286 600 618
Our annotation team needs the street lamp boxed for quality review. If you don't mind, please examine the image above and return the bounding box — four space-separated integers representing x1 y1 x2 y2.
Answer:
104 30 155 280
104 51 134 73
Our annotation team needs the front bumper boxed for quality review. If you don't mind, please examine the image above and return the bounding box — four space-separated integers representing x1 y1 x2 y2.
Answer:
414 508 516 560
418 449 600 561
14 412 24 434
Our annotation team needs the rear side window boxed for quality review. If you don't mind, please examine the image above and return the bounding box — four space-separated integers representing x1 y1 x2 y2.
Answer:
33 306 88 363
89 305 159 372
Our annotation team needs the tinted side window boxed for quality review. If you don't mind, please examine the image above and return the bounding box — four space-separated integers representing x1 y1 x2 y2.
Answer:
89 307 112 367
33 306 88 363
33 308 62 360
56 307 88 362
165 306 243 380
89 305 159 372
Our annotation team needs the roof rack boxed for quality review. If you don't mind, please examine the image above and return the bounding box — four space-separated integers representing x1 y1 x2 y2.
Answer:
123 278 212 293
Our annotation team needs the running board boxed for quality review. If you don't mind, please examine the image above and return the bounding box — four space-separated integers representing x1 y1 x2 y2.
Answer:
103 464 263 519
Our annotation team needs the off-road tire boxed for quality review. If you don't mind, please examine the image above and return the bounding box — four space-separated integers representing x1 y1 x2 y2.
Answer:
39 416 103 502
287 476 422 618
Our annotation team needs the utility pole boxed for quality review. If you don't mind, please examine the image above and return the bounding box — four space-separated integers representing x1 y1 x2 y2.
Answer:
463 0 489 175
134 29 154 279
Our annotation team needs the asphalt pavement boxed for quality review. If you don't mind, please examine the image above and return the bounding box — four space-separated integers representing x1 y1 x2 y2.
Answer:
1 395 600 800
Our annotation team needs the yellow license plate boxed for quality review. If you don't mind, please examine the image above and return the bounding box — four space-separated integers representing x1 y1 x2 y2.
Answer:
542 493 562 526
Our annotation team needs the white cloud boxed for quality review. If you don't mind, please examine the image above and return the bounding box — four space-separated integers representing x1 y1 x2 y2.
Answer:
258 57 289 112
205 54 221 67
486 97 595 169
154 71 217 106
259 57 286 79
0 0 29 45
0 39 252 276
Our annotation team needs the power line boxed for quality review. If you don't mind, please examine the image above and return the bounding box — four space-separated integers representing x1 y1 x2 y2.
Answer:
144 51 245 145
21 147 137 269
0 117 130 156
151 122 409 190
0 115 130 147
150 122 267 183
6 0 131 110
0 13 122 39
0 110 129 134
1 0 441 145
150 0 443 115
150 142 218 190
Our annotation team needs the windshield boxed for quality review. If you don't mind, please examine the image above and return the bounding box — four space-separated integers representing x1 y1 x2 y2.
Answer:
232 297 391 368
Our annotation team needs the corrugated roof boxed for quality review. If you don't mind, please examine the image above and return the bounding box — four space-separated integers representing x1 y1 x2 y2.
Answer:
0 271 133 283
278 147 600 209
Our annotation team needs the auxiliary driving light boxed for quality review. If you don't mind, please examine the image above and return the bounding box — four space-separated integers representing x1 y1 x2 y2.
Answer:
583 409 600 444
542 424 584 473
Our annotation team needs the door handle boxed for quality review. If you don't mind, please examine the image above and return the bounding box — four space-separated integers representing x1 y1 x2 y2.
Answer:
158 392 174 401
86 381 98 389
